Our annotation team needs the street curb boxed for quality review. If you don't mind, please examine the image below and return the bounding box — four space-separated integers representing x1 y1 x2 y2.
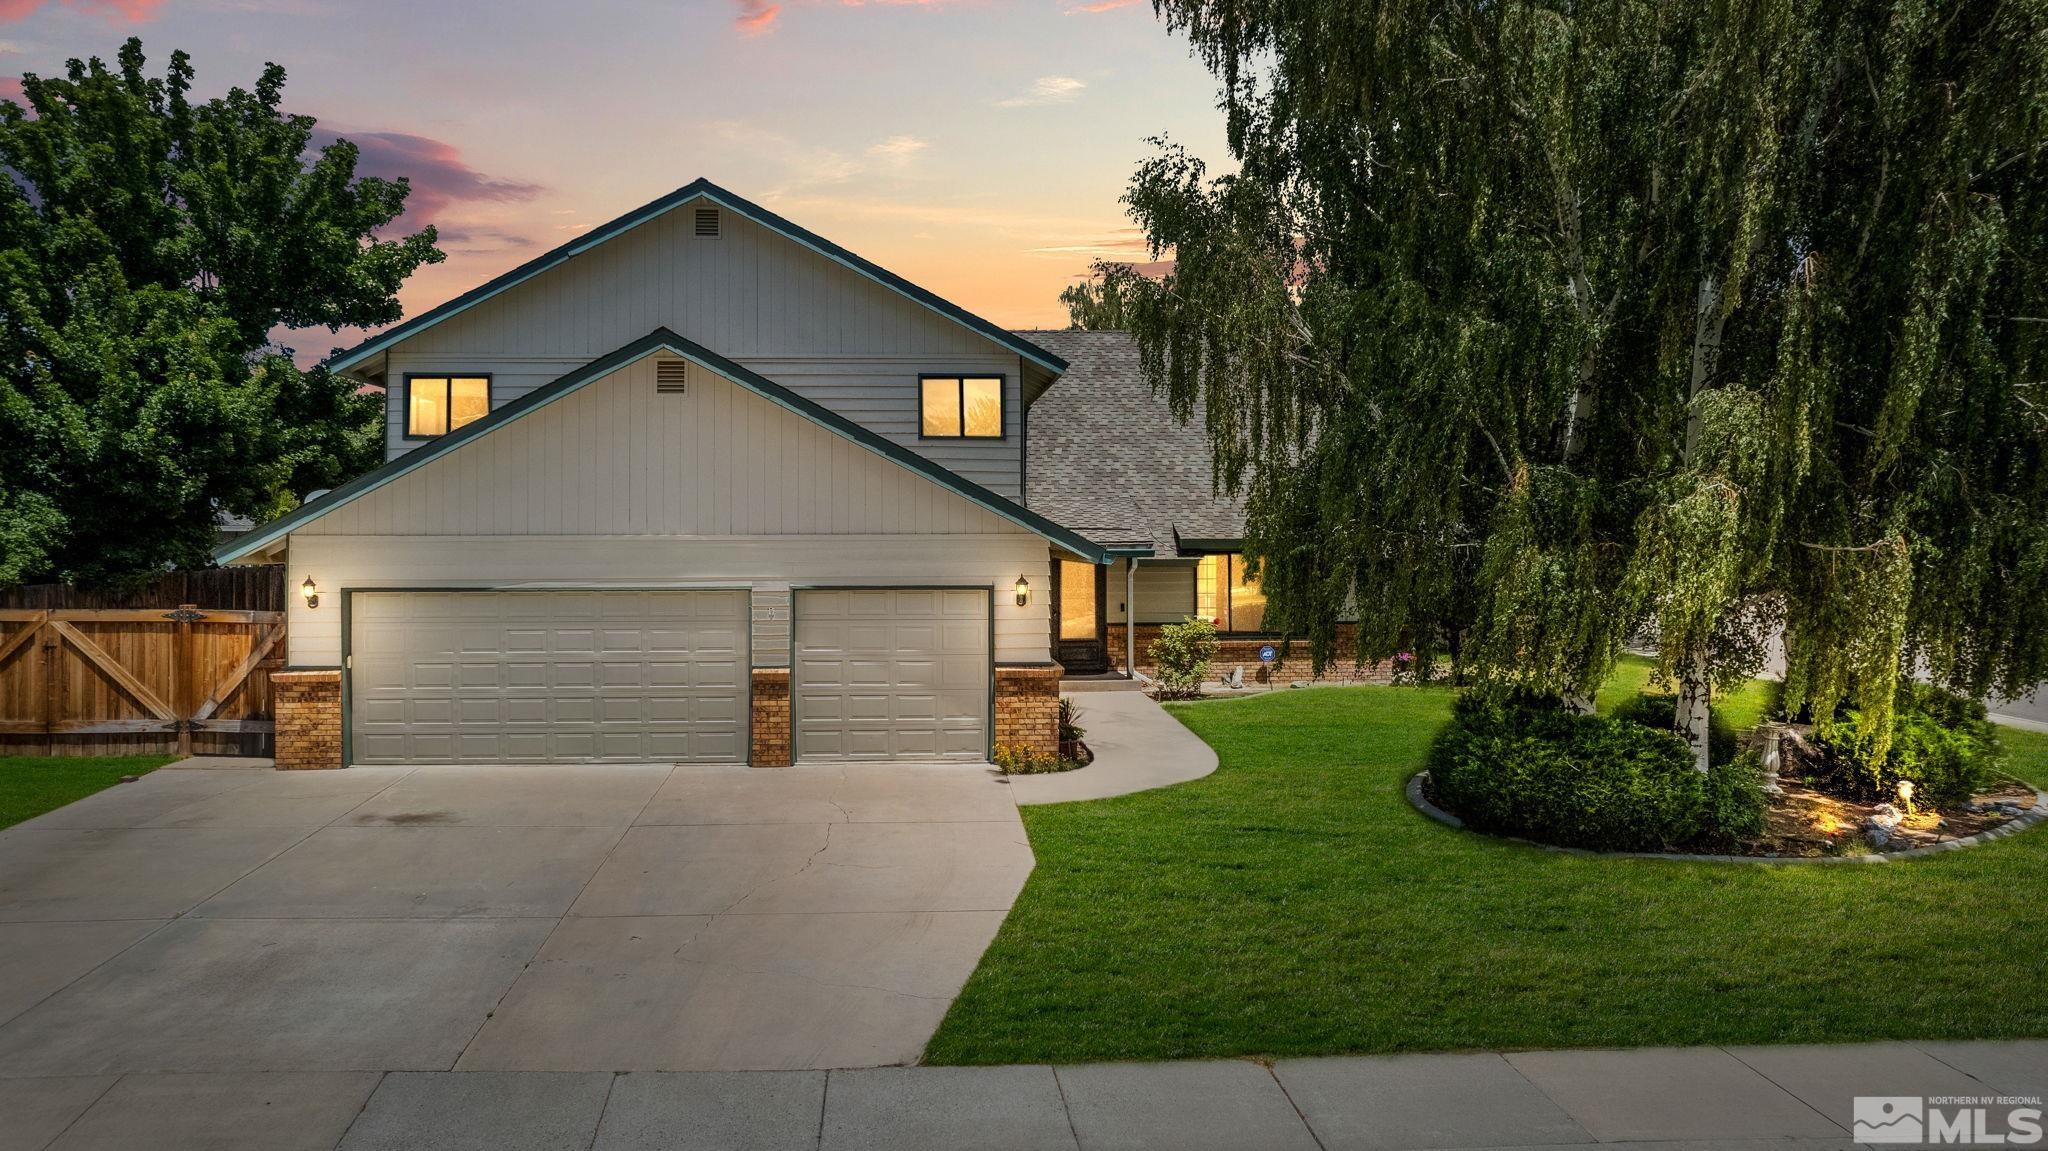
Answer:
1405 771 2048 864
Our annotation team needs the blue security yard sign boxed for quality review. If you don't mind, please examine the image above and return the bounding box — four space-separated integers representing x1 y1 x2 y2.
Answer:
1259 644 1276 663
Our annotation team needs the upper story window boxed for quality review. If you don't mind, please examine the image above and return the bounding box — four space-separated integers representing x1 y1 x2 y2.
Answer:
919 375 1004 439
405 375 491 439
1195 552 1268 633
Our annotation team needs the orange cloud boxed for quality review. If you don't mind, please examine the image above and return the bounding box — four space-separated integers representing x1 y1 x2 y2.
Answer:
734 0 779 35
1068 0 1144 11
0 0 164 22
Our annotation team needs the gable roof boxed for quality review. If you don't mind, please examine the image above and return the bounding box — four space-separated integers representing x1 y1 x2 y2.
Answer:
1015 329 1246 558
218 328 1108 565
323 179 1068 377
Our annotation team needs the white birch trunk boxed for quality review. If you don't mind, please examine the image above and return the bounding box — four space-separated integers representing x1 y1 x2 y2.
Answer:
1674 646 1714 774
1674 274 1727 775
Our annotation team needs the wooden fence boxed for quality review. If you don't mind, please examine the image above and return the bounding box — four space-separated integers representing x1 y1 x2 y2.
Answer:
0 570 286 758
0 565 286 612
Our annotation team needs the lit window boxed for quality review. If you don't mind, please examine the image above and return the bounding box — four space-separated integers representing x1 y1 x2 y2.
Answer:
1195 553 1267 633
1059 559 1098 640
919 375 1004 438
405 376 490 438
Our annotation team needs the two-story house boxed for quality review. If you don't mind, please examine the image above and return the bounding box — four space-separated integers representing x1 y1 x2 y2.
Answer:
220 180 1325 771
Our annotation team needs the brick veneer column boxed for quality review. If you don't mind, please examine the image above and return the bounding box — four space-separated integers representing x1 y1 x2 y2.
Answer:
994 663 1063 758
272 669 342 770
750 668 792 767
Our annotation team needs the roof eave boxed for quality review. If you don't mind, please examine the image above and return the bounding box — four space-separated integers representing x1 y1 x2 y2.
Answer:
324 179 1069 378
219 328 1105 566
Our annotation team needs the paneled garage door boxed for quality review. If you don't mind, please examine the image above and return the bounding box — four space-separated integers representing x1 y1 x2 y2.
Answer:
348 590 748 764
792 588 990 763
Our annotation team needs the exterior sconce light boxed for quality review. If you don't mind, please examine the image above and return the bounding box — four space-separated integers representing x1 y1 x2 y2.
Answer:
1014 575 1030 607
301 576 319 610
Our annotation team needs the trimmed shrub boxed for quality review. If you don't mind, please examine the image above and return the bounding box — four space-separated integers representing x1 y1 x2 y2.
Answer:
1811 684 2001 809
1609 692 1739 767
1149 617 1220 700
1428 687 1759 852
1704 751 1770 843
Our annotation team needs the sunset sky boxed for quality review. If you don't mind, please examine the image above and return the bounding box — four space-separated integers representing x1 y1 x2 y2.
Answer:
0 0 1230 359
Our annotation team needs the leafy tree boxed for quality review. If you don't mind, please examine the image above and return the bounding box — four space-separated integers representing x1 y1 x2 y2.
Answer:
0 38 441 586
1107 0 2048 769
1061 269 1137 330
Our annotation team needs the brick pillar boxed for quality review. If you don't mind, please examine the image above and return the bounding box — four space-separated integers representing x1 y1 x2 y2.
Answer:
994 663 1063 759
750 668 792 767
272 669 342 770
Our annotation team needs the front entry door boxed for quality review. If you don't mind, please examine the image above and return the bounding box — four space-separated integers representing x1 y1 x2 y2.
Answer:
1053 559 1108 674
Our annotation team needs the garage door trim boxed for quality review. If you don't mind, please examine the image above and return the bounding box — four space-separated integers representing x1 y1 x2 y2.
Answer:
339 584 755 767
789 583 995 763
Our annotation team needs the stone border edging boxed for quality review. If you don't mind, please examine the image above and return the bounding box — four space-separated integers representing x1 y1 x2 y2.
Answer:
1405 770 2048 864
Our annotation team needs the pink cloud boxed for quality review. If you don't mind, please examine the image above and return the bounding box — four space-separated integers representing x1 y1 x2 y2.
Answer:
308 127 541 237
1068 0 1144 10
0 75 23 105
735 0 779 35
0 0 165 23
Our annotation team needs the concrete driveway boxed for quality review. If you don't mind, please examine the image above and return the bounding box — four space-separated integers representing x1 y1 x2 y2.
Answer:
0 759 1032 1084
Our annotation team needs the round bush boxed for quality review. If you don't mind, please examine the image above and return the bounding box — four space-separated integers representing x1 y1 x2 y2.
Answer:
1811 684 2001 809
1428 688 1736 852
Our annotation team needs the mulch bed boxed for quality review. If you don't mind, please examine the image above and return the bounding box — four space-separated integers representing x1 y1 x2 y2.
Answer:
1749 776 2038 858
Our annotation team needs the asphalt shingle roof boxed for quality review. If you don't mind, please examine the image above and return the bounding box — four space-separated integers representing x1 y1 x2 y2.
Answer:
1015 329 1247 557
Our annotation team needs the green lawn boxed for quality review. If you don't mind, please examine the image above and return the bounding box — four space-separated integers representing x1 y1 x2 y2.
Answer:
1595 653 1778 730
0 755 174 830
925 685 2048 1064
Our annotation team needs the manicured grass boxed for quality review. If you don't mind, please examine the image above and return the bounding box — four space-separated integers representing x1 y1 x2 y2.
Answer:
925 686 2048 1064
0 755 174 830
1595 653 1778 731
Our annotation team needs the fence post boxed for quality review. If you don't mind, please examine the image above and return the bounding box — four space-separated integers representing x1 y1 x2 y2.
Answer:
40 628 58 756
174 603 196 757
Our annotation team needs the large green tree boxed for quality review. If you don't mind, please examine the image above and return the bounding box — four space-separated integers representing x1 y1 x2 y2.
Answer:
0 38 441 586
1107 0 2048 768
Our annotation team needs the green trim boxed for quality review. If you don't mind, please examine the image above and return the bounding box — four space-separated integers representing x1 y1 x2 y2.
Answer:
1173 536 1244 554
1104 546 1157 558
324 179 1068 377
216 328 1108 566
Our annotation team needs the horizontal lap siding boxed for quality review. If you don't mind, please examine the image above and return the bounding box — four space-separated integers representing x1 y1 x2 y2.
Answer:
382 206 1023 497
1107 559 1198 624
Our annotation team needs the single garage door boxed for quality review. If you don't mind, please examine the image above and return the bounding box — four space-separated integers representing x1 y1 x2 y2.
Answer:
349 590 748 764
792 588 990 763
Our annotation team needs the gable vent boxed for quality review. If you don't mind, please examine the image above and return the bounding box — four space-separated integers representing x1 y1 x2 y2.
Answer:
656 360 689 394
693 207 721 238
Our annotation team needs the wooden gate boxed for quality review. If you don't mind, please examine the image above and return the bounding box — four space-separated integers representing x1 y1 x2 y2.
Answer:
0 606 283 757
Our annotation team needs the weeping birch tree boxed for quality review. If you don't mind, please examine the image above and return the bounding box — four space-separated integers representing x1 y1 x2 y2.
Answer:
1109 0 2048 770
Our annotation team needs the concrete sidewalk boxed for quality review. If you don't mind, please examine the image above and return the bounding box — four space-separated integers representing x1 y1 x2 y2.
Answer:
7 1039 2043 1149
1005 691 1218 805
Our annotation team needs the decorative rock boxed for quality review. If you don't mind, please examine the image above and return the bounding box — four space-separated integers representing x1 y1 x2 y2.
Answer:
1866 803 1904 831
119 775 138 783
1290 681 1309 689
1865 825 1892 849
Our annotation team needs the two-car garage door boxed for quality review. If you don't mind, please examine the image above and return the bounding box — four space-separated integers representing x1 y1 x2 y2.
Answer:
346 587 992 765
349 590 748 764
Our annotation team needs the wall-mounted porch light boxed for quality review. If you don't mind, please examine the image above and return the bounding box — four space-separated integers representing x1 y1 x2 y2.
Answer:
1014 574 1030 607
301 576 319 610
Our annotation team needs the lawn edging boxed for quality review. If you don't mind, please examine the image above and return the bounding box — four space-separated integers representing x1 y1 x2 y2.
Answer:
1406 770 2048 864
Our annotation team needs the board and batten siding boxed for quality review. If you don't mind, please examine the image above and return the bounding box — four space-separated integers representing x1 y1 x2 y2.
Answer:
286 353 1053 668
380 201 1027 497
